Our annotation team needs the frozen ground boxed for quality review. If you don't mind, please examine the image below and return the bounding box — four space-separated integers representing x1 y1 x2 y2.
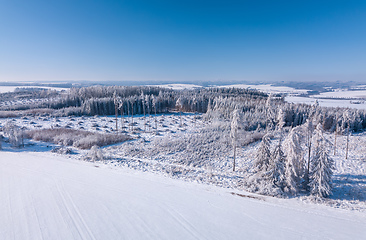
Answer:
1 150 366 240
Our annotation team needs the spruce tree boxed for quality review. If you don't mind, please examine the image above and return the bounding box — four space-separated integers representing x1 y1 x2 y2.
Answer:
310 124 335 198
270 140 286 190
230 109 240 171
283 126 304 195
254 134 271 174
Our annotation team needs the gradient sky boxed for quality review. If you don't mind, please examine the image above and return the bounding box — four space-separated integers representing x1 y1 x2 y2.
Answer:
1 0 366 83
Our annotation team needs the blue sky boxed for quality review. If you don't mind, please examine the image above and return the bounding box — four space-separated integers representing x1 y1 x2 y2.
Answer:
1 0 366 83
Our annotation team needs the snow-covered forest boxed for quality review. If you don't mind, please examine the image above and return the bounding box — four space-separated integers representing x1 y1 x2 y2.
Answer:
0 85 366 210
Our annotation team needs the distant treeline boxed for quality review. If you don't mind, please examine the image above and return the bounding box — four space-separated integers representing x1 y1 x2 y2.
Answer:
1 85 366 133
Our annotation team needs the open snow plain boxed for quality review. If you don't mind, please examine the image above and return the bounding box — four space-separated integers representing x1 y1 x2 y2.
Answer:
1 113 366 239
1 150 366 240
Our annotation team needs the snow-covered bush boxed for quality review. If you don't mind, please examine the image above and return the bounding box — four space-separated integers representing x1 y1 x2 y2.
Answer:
26 128 131 149
3 121 24 148
51 147 73 154
88 145 104 161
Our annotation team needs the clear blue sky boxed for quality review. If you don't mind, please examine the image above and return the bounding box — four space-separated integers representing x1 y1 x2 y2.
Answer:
1 0 366 83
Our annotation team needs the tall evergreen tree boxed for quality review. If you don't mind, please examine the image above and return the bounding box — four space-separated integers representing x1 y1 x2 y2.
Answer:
270 139 286 190
230 108 240 171
254 134 271 174
283 126 304 194
310 124 335 198
303 119 314 190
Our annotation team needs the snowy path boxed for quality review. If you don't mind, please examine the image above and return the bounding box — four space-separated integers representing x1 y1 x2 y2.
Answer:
1 151 365 240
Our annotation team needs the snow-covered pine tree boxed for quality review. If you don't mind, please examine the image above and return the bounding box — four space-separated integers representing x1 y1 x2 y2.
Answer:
334 113 339 155
130 97 135 132
276 108 286 132
152 95 158 132
254 134 271 174
141 91 146 131
270 139 286 190
309 124 335 198
113 91 119 133
303 119 314 190
283 126 304 195
119 100 125 132
230 108 240 171
342 110 350 159
176 97 183 127
145 94 150 131
265 93 274 131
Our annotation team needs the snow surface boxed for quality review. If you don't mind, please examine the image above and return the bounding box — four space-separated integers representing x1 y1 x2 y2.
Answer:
217 84 309 95
147 84 203 90
0 86 69 93
286 96 366 110
1 150 366 240
313 90 366 99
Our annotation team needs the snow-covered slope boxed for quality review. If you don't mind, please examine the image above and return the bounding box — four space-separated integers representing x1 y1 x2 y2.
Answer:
1 151 365 240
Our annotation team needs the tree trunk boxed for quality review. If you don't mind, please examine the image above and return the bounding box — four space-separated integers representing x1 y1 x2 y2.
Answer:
334 116 338 155
346 125 350 159
127 101 130 132
155 108 157 133
306 140 311 188
121 107 124 132
233 143 236 172
131 102 134 132
334 130 337 155
115 104 118 133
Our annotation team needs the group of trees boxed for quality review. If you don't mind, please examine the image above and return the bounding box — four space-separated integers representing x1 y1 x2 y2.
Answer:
1 85 366 136
246 118 335 198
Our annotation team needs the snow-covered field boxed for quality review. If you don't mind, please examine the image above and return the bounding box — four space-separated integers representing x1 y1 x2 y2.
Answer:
286 96 366 110
1 150 366 240
313 90 366 99
148 83 203 90
217 84 309 95
0 86 69 93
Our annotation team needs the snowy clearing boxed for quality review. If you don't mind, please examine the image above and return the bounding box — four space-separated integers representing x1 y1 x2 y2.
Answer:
1 151 366 240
